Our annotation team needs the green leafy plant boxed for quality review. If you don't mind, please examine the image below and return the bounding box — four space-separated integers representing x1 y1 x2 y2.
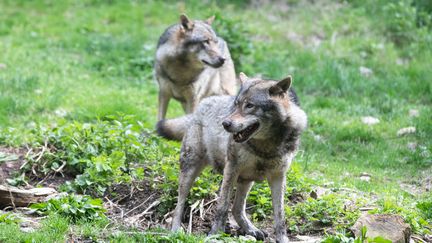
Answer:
0 212 20 225
30 193 106 223
19 115 151 195
213 12 253 70
286 193 360 234
383 0 417 45
417 197 432 220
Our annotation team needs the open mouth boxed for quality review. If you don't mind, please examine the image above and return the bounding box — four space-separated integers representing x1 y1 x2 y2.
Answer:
202 59 223 68
233 122 260 143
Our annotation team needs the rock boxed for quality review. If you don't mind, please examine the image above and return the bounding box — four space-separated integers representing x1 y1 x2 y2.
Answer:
397 127 416 136
0 185 57 207
359 172 371 182
359 66 373 78
406 142 417 151
239 235 257 241
351 214 411 243
408 109 419 117
0 63 6 69
292 235 323 242
310 186 329 199
361 116 380 125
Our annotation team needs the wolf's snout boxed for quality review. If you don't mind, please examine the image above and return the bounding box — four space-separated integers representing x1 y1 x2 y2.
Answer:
218 57 226 65
222 120 232 130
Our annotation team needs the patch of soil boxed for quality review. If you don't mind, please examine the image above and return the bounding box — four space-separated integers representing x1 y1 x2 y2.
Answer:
400 169 432 196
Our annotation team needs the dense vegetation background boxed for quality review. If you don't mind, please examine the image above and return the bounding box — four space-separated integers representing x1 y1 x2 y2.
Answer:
0 0 431 242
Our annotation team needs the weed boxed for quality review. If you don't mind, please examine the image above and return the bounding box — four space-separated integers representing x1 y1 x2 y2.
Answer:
30 193 106 223
213 12 253 70
286 193 360 234
0 212 20 225
417 195 432 220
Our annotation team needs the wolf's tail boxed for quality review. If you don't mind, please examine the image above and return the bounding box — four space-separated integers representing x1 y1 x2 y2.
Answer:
156 115 193 141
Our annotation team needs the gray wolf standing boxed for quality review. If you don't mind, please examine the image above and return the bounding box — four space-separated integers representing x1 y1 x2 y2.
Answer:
154 14 237 120
157 73 307 242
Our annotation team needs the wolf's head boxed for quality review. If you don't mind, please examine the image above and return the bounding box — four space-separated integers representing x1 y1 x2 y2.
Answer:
223 73 306 143
176 14 225 68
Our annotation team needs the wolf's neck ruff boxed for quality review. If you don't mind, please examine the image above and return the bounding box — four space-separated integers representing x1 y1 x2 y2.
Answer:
244 125 301 159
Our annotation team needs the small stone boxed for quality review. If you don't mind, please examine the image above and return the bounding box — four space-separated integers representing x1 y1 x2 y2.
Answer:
310 186 329 199
397 127 416 136
361 116 380 125
407 142 417 151
0 63 6 69
409 109 419 117
396 58 409 66
351 214 411 243
295 235 323 242
239 235 257 241
359 172 371 182
20 226 35 233
313 134 323 142
359 66 373 78
54 108 68 117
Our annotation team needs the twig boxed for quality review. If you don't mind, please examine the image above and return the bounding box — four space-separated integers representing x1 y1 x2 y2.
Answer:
20 148 34 170
187 200 201 234
8 187 16 210
37 174 52 186
412 235 426 243
105 196 124 219
136 200 160 223
53 161 66 173
203 197 218 207
124 193 155 216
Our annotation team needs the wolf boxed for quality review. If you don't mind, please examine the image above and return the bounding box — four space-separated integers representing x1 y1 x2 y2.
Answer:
154 14 237 120
157 73 307 242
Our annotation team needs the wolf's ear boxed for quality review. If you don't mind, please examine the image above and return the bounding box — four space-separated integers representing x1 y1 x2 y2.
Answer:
269 76 292 96
239 72 249 84
180 14 194 30
206 15 215 25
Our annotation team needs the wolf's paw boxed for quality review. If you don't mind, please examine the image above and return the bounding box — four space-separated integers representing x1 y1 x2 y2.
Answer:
276 235 289 243
208 223 227 235
170 220 184 232
239 228 268 240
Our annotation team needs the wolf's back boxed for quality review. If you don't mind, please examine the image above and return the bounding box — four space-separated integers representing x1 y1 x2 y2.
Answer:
156 115 193 141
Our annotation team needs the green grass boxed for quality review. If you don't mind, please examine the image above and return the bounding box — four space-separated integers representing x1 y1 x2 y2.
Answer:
0 0 431 241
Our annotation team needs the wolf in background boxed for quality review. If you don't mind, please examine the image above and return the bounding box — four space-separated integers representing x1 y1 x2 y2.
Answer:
154 14 237 120
157 73 307 242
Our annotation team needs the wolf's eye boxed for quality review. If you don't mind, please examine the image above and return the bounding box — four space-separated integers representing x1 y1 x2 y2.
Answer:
245 103 254 109
203 39 210 45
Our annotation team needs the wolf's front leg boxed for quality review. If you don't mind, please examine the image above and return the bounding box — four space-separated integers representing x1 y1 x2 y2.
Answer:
209 162 238 235
268 172 289 243
232 180 268 240
183 97 197 114
158 90 171 121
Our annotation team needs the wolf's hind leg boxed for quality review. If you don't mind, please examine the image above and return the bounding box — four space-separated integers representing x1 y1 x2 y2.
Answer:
232 180 267 240
171 162 205 231
171 126 206 231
